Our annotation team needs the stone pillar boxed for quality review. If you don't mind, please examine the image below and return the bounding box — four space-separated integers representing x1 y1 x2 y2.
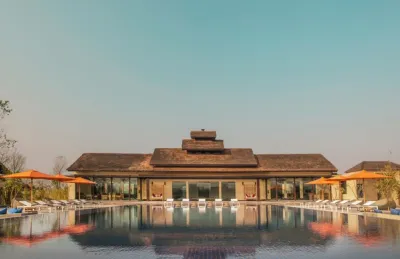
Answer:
146 178 150 201
299 179 304 199
111 177 114 200
128 177 131 201
219 181 222 199
186 181 189 199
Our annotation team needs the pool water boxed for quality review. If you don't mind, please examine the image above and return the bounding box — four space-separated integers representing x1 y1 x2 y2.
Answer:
0 205 399 258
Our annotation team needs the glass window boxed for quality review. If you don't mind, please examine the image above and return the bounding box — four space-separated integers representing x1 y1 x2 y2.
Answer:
129 178 138 200
357 183 363 199
302 178 314 200
172 182 187 200
189 182 219 200
276 178 285 199
267 178 277 200
221 182 235 200
340 181 347 195
284 178 295 199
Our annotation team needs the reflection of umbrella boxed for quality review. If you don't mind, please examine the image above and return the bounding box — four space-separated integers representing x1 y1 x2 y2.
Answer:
309 221 385 247
308 222 344 238
348 233 385 247
64 177 96 199
1 170 57 202
344 170 389 202
0 224 94 247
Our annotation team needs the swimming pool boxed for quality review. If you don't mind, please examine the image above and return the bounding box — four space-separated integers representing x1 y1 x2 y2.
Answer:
0 205 399 258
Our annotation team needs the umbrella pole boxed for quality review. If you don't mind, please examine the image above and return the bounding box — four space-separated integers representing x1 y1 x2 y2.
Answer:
363 178 365 203
30 178 33 203
78 184 81 200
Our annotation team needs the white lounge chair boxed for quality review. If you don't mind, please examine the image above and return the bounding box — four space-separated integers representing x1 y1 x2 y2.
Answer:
214 198 223 207
17 201 41 212
316 200 330 208
198 198 206 208
326 200 340 210
358 201 378 211
164 198 174 208
61 200 79 209
229 198 239 207
36 200 63 211
181 198 190 208
345 200 363 211
52 200 73 210
334 200 350 210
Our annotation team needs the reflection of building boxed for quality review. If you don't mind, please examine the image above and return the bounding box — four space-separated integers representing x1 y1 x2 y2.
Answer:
69 206 332 258
67 130 337 201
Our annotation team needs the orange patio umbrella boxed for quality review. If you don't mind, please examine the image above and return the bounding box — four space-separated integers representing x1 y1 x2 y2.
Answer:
65 177 95 200
1 170 57 203
52 174 74 182
306 177 336 200
343 170 389 202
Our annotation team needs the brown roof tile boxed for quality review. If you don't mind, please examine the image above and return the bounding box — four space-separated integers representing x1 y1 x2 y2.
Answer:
182 139 224 151
345 161 400 173
150 148 258 167
67 153 337 172
67 153 153 172
190 130 216 139
256 154 337 172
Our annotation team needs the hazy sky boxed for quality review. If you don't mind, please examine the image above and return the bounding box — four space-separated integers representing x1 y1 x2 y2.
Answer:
1 1 400 173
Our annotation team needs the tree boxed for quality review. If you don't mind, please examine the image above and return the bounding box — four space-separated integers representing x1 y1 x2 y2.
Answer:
376 163 400 203
0 100 16 165
1 149 26 206
53 156 67 175
5 149 26 174
52 156 67 187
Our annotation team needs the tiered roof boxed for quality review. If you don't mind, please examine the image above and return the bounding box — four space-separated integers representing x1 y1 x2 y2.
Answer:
67 129 337 173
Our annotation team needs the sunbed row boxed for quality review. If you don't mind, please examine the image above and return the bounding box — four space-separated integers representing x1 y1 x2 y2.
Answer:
300 199 378 212
16 199 100 213
164 198 240 208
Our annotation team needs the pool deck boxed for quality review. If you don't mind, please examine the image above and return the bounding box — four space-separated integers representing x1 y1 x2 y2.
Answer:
1 200 399 221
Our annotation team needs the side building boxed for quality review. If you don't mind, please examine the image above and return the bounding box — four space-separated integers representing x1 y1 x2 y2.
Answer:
67 130 337 201
332 161 400 204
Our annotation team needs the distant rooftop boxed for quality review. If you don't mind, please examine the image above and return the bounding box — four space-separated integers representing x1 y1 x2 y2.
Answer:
345 161 400 173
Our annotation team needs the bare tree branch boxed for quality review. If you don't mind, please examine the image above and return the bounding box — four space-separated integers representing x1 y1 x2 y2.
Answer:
4 149 26 173
53 156 67 175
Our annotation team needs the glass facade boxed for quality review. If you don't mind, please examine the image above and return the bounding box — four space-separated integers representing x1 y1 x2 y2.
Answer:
189 182 219 200
82 177 325 201
172 182 187 200
86 177 138 200
221 182 235 200
267 177 318 200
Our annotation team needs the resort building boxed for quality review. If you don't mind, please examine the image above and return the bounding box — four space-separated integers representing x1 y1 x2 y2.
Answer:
332 161 400 204
67 130 337 201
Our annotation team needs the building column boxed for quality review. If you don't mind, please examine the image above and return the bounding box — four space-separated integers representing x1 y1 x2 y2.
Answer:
111 177 114 200
275 178 278 201
146 178 150 201
138 178 142 200
219 181 222 199
128 177 131 201
293 177 297 200
186 181 189 199
256 179 260 201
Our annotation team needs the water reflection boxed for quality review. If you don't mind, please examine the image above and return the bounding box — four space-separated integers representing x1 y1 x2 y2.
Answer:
0 205 399 258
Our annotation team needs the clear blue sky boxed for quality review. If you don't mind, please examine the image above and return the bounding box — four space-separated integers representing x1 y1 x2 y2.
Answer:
1 1 399 173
